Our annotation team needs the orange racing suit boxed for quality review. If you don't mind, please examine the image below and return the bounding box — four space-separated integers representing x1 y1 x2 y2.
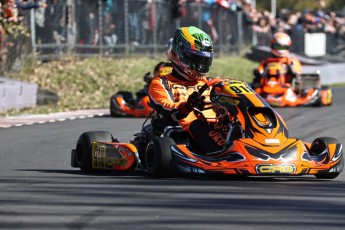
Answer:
256 56 302 84
148 71 216 131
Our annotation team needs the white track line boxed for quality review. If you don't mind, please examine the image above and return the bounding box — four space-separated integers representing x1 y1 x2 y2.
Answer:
0 109 109 128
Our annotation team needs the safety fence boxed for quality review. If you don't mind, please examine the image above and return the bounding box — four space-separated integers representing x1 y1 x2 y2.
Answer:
30 0 247 59
1 0 344 72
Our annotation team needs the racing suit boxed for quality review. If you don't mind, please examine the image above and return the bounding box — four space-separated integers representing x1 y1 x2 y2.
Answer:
148 70 224 153
255 56 302 85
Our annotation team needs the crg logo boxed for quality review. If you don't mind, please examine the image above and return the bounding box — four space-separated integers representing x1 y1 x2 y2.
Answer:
256 164 295 174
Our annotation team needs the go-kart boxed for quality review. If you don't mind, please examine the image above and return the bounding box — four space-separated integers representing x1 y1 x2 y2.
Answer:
252 58 333 107
71 78 343 179
109 90 152 118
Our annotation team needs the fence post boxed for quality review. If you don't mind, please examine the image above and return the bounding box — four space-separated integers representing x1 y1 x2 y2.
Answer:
124 0 129 55
198 3 202 29
98 0 103 55
30 9 36 54
217 7 223 55
237 11 243 54
153 1 157 55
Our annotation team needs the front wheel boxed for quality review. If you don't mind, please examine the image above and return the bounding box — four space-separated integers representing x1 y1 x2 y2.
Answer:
314 172 340 179
310 137 342 179
75 131 113 173
145 137 175 177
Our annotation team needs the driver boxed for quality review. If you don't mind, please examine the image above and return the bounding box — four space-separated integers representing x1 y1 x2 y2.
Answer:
149 26 225 154
253 32 302 86
135 61 173 100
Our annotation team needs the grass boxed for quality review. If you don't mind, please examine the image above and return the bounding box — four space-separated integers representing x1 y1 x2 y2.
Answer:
1 55 258 116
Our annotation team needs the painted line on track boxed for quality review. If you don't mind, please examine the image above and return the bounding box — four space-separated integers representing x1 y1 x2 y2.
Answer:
0 109 110 128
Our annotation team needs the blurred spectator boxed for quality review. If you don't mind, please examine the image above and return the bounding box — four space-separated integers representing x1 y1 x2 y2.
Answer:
16 0 48 11
35 0 48 43
76 0 98 46
252 16 270 46
103 12 117 53
50 0 67 45
138 0 152 46
128 1 145 47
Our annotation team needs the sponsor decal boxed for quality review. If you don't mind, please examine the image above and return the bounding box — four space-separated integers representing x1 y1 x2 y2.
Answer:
218 96 239 106
265 139 280 144
267 62 281 70
256 164 296 174
202 40 211 47
265 129 272 134
93 144 106 169
209 131 225 146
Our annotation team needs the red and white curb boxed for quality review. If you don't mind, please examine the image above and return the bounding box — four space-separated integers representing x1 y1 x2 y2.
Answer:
0 109 109 128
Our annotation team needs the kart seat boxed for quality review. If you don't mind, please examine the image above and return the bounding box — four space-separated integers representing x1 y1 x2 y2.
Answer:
163 126 189 145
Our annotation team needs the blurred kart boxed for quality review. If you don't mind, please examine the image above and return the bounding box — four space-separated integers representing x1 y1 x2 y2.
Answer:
252 58 333 107
71 78 343 179
110 89 153 118
110 62 173 117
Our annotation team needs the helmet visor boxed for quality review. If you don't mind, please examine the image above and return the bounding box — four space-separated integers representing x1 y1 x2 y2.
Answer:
184 50 213 74
272 43 289 51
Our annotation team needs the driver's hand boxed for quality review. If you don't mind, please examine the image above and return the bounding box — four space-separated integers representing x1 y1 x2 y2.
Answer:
187 92 206 110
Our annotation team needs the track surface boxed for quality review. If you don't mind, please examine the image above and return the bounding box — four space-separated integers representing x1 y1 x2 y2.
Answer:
1 88 345 230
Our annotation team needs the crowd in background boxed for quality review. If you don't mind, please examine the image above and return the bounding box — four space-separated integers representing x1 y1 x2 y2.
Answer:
1 0 345 72
240 0 345 49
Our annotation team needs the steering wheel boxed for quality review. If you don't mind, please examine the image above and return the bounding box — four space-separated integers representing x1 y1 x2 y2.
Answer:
193 78 228 122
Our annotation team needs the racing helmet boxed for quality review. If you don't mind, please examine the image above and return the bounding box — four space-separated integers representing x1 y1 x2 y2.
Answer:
169 26 213 81
153 61 173 77
270 32 292 58
143 62 173 83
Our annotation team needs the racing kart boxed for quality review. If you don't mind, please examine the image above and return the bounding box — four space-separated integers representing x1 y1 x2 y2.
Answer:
110 91 152 118
110 71 154 118
252 58 333 107
71 78 343 179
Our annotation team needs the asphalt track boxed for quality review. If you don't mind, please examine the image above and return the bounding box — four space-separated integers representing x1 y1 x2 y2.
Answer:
1 87 345 230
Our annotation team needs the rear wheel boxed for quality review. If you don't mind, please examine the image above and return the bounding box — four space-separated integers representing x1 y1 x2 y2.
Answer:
312 88 322 107
75 131 113 173
310 137 341 179
321 86 333 106
110 94 121 117
145 137 175 177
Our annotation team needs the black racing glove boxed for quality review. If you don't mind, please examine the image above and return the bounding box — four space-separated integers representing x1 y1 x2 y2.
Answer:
173 92 206 121
187 91 206 110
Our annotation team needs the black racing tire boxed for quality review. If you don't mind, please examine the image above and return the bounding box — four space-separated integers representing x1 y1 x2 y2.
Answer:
312 88 322 107
321 86 333 106
311 137 341 179
75 131 113 173
110 94 123 117
315 172 340 179
71 149 77 168
145 137 175 178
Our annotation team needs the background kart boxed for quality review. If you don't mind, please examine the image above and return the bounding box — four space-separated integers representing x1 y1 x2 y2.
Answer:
252 58 333 107
71 79 343 179
110 91 152 118
109 63 173 118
